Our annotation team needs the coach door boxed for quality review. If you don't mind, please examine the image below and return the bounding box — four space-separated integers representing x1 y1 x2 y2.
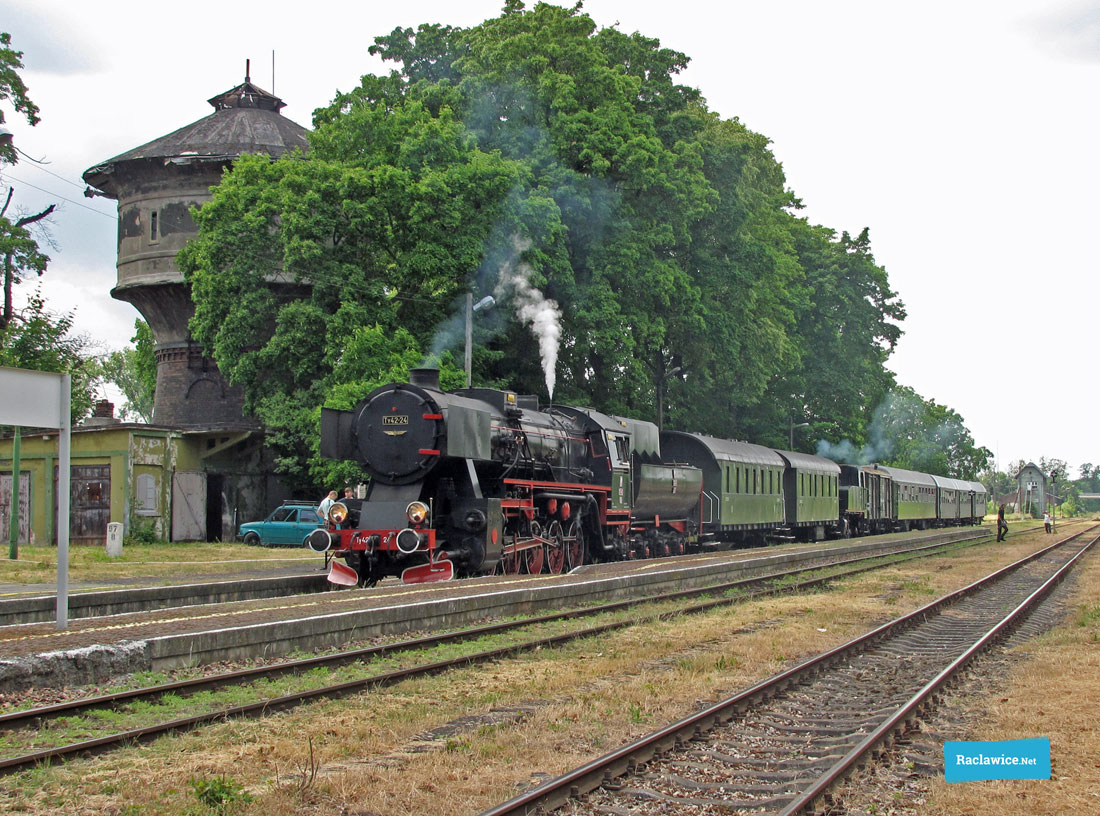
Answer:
606 432 632 511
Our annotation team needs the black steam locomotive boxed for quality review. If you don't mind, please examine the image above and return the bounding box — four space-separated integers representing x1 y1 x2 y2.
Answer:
311 369 987 586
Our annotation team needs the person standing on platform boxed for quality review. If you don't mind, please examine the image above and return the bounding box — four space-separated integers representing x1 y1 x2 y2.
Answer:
317 490 338 523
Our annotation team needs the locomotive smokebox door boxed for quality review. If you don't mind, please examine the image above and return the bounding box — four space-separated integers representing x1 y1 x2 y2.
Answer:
356 387 444 484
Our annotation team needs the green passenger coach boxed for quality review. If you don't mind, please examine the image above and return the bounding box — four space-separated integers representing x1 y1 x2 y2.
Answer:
776 450 841 541
659 431 785 545
874 465 937 529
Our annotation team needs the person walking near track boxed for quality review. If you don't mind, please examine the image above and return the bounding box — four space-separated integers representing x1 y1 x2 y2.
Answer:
997 503 1009 541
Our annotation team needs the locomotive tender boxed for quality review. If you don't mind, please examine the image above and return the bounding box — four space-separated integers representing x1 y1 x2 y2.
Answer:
313 369 988 586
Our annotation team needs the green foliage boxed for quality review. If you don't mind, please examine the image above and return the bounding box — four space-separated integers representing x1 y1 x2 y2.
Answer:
124 519 163 546
188 775 253 813
0 290 97 422
1 32 98 424
94 319 156 422
180 3 990 482
0 32 40 165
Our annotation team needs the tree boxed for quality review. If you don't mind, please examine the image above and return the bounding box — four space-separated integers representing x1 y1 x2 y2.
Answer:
182 4 915 481
0 32 39 166
95 319 156 422
0 289 96 421
1 32 93 422
1 31 54 333
815 385 990 478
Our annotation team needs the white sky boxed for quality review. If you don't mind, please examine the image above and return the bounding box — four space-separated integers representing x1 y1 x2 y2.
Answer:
2 0 1097 474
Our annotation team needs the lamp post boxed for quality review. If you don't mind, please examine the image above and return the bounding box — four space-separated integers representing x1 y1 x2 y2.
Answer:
464 294 495 388
789 418 809 450
656 366 682 431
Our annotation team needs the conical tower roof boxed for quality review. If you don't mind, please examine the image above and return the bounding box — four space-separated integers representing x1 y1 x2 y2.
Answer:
84 71 309 195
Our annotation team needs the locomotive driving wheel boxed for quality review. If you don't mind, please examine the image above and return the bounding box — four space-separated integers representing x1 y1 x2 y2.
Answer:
565 519 584 570
499 548 522 575
524 520 546 574
545 520 566 575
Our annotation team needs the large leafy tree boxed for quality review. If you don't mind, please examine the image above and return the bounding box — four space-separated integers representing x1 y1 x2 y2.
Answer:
859 386 991 478
94 319 156 422
182 3 941 483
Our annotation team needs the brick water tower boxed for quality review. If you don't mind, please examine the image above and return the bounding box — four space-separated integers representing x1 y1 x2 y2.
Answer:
83 70 310 427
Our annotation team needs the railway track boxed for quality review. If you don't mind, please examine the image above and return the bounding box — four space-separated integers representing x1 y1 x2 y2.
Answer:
0 528 1006 776
478 525 1097 816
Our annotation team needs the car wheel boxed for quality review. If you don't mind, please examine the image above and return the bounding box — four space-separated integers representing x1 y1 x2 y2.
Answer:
243 531 261 546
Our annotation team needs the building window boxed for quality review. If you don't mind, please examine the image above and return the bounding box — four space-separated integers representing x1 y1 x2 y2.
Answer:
150 211 159 242
136 473 157 515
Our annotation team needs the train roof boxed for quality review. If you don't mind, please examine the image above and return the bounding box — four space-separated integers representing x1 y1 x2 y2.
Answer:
868 464 936 487
931 474 973 492
660 430 785 467
774 449 842 475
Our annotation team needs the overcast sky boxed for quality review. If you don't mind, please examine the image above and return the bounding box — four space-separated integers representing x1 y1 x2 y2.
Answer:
2 0 1097 474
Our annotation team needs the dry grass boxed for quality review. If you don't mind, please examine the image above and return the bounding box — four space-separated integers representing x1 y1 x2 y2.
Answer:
0 526 1086 816
914 539 1100 816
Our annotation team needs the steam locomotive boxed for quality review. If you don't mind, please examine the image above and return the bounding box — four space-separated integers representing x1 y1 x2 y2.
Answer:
310 368 988 586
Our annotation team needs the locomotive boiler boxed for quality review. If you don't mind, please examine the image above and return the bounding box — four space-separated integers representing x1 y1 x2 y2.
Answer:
314 368 703 586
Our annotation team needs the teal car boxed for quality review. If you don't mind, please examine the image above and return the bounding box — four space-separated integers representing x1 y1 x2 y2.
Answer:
239 502 321 547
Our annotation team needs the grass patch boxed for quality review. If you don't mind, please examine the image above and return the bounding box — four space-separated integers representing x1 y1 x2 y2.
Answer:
0 541 322 586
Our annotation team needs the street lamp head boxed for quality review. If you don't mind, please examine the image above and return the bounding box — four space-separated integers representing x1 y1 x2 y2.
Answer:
473 295 495 312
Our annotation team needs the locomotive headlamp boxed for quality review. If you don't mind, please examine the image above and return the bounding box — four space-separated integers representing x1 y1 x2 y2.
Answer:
406 501 430 525
329 502 349 524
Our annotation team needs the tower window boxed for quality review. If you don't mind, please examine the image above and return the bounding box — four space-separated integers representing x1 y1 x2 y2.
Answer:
150 211 158 241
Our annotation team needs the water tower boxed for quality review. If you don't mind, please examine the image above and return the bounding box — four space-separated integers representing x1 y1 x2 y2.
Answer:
83 69 309 427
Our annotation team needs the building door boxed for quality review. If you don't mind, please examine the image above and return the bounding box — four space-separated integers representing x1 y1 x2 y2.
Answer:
0 471 31 545
205 474 224 542
172 471 207 542
58 465 111 544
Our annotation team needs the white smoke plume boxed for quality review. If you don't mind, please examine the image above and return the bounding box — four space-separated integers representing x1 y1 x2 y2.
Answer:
495 235 562 400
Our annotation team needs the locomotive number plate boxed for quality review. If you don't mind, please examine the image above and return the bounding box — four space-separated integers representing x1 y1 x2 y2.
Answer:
382 415 409 426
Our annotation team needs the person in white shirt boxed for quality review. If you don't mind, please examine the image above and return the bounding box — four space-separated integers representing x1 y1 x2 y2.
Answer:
317 490 338 523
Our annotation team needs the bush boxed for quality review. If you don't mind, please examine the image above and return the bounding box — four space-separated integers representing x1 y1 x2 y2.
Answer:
124 519 163 546
189 775 253 812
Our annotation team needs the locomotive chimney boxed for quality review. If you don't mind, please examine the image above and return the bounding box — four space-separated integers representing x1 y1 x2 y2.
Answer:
409 368 441 391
